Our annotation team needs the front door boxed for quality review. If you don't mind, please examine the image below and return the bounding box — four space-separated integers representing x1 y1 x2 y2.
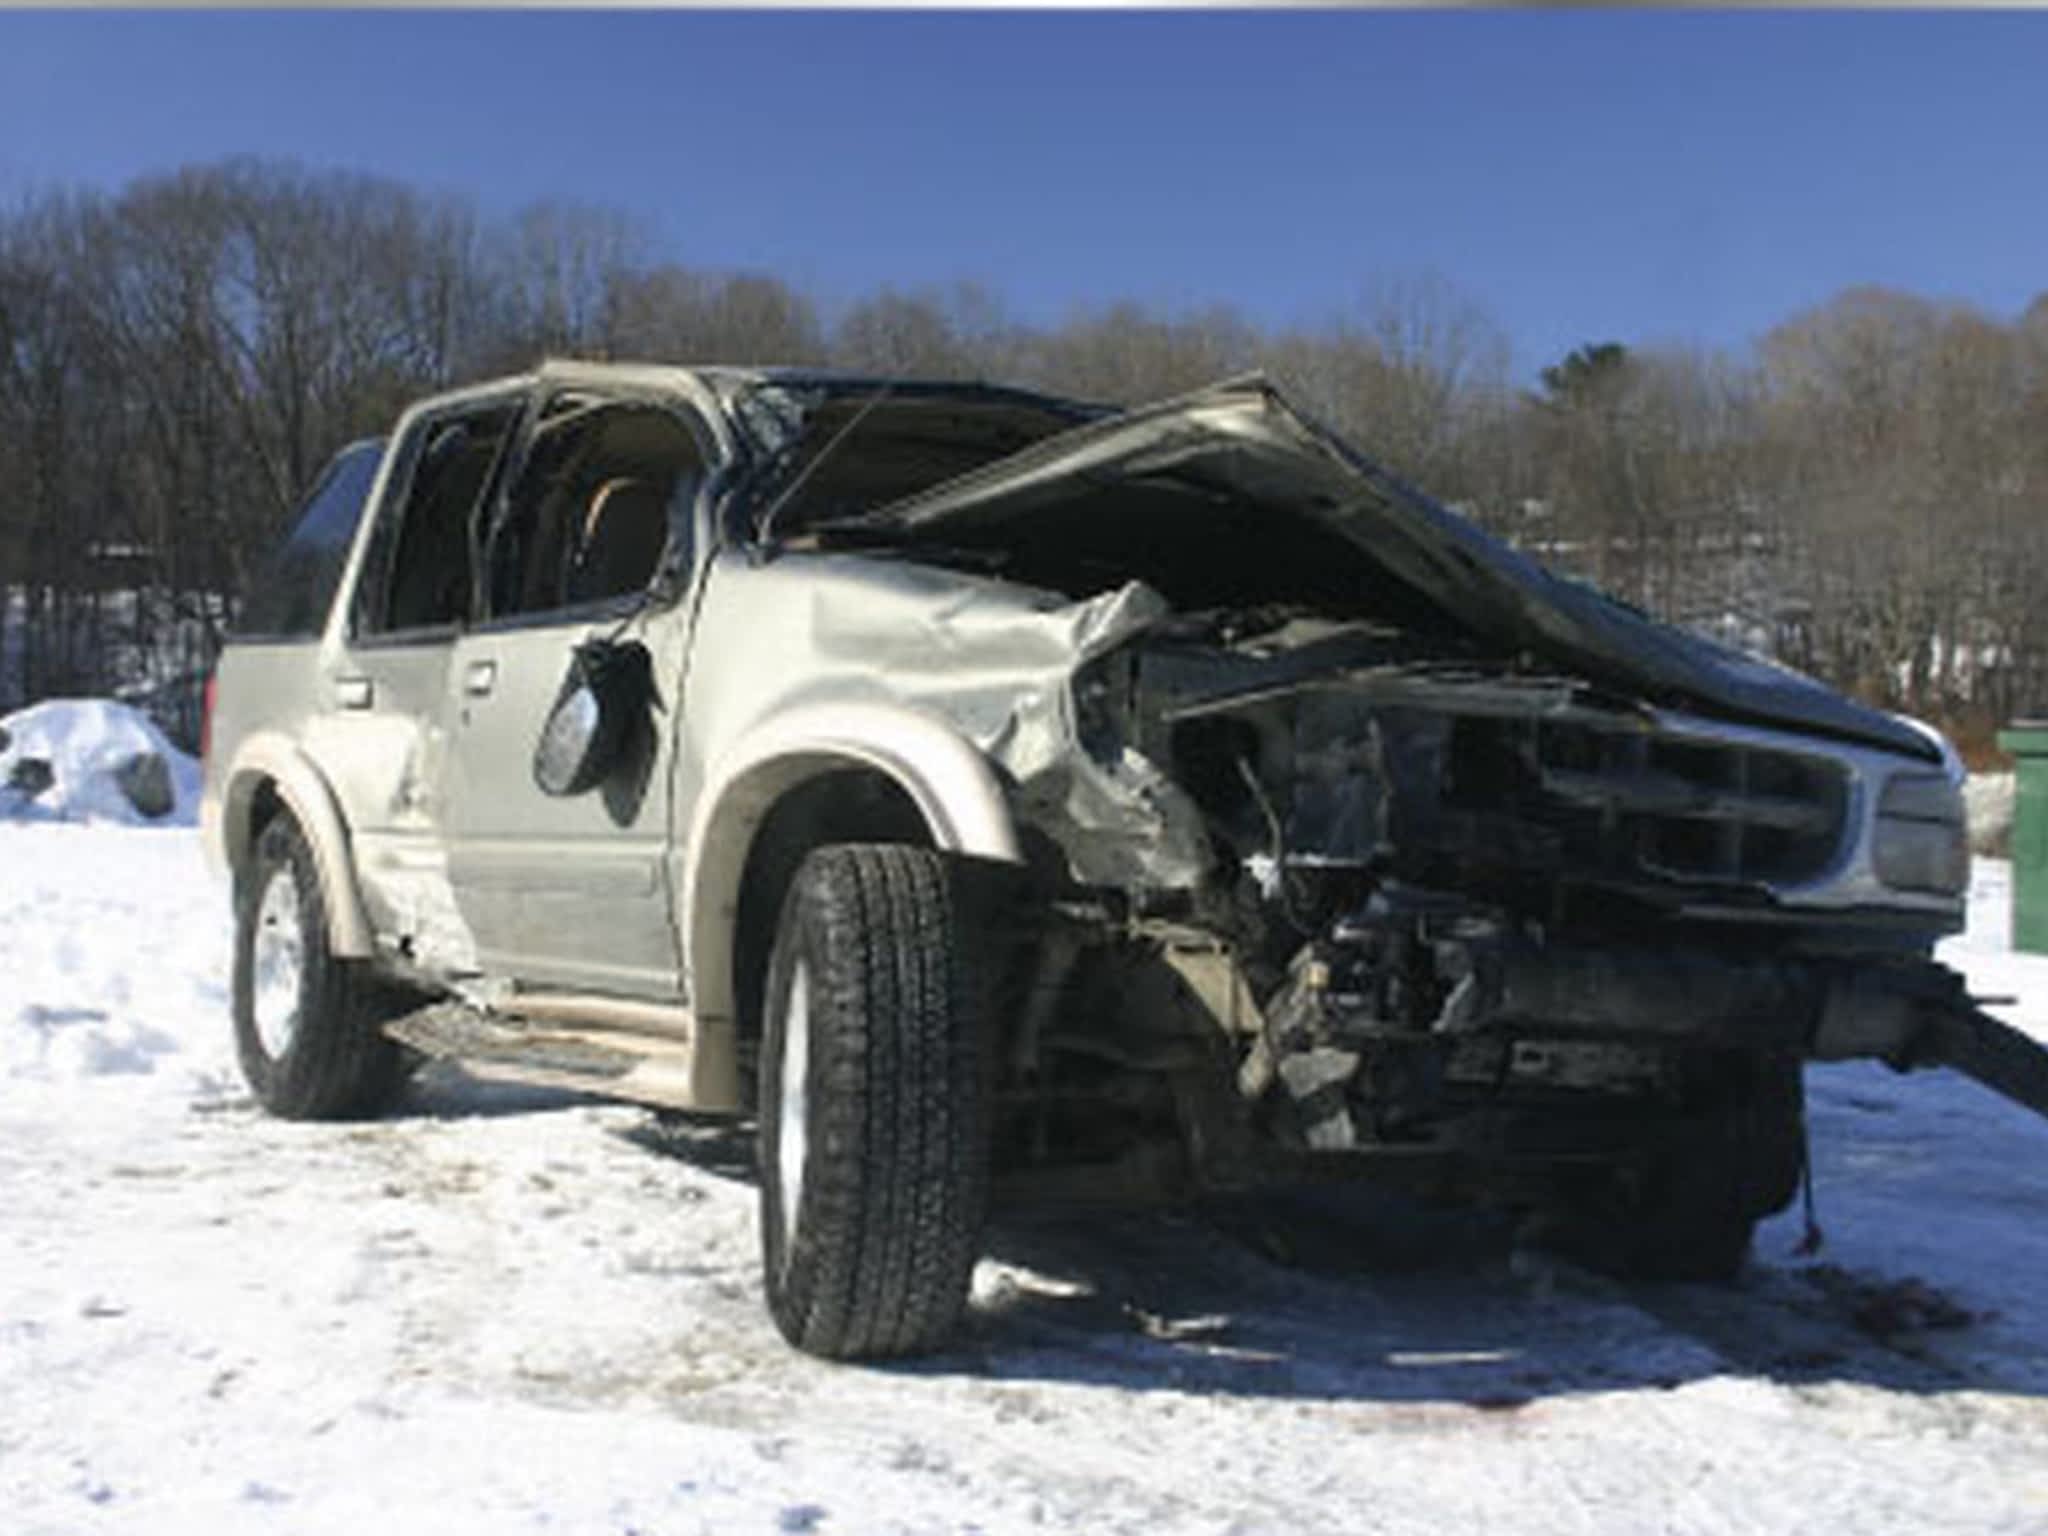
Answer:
436 387 712 999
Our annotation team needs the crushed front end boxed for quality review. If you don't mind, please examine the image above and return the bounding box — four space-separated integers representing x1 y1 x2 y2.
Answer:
783 373 2041 1273
985 612 2022 1273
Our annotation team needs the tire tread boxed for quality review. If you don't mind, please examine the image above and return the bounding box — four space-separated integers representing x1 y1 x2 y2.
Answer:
760 843 988 1359
233 815 403 1121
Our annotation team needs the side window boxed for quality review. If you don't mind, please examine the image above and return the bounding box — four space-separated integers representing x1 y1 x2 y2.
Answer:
234 439 384 639
485 395 703 620
356 402 519 636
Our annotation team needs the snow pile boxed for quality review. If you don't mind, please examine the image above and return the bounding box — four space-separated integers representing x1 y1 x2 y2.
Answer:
0 697 201 825
1967 770 2015 856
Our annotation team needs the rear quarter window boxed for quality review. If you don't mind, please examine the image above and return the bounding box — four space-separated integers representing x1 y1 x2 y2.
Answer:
234 439 385 640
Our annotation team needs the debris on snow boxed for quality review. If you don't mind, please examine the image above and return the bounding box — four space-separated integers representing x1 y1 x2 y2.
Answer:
1798 1265 1985 1341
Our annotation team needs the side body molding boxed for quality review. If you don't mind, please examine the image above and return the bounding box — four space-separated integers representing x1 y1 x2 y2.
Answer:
211 731 375 958
679 701 1024 1108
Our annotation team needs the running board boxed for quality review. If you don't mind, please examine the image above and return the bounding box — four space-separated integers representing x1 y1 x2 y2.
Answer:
385 1002 703 1110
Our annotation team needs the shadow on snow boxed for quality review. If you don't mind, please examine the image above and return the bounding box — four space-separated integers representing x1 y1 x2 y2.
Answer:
381 1068 2041 1411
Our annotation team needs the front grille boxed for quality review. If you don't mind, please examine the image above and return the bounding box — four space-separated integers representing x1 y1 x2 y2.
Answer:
1444 715 1850 888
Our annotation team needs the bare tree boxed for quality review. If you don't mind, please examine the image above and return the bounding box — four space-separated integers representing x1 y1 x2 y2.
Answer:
1021 301 1258 403
603 266 825 365
832 283 1010 378
7 157 2048 755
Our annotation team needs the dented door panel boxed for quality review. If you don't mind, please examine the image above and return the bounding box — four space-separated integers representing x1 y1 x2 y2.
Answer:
438 608 688 998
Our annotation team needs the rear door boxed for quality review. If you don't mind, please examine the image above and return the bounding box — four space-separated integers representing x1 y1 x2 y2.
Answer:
435 386 715 999
306 386 523 974
209 438 387 798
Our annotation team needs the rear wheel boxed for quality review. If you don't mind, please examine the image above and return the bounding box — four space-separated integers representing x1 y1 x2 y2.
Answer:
757 844 991 1359
232 813 405 1120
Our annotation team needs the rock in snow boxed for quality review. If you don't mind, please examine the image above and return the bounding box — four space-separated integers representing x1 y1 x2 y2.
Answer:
8 753 54 800
0 698 199 825
111 749 177 820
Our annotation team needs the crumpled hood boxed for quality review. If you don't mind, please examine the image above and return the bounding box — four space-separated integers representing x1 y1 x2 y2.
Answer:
858 375 1937 763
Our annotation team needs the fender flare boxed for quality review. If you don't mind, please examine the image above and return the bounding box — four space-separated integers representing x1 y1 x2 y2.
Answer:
680 701 1023 1107
215 732 375 958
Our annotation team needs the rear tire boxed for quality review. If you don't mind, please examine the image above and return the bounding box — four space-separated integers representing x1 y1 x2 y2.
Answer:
757 844 991 1359
232 813 405 1120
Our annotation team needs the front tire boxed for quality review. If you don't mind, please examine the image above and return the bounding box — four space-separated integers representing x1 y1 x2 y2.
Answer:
1540 1053 1806 1283
757 844 991 1359
232 812 404 1120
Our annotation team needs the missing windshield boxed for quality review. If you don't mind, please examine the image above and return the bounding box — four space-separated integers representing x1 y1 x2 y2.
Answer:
735 381 1099 540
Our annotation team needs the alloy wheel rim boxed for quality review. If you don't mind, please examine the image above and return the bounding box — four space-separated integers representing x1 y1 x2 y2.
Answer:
777 961 811 1248
251 867 306 1059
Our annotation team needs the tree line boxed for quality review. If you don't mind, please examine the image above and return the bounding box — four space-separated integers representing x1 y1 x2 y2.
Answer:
3 158 2045 756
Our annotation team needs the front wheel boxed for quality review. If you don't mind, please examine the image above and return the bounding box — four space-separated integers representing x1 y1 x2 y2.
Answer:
757 844 992 1359
232 812 405 1120
1538 1053 1806 1283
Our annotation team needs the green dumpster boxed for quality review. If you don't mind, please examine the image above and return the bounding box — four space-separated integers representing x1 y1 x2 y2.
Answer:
1998 721 2048 954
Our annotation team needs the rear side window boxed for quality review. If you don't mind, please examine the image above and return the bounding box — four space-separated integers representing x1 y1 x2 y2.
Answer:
235 440 385 639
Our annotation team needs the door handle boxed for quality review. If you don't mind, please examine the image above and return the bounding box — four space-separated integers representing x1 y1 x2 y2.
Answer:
463 659 497 697
336 676 373 710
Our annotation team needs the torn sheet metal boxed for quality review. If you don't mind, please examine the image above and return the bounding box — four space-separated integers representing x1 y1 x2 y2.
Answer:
680 551 1211 892
845 375 1936 765
351 836 481 976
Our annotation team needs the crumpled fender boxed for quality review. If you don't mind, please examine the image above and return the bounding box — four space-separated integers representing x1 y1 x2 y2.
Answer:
679 699 1024 1106
209 731 374 958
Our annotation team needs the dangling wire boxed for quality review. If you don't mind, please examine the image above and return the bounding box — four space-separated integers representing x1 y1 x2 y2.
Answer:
1237 755 1315 937
1795 1121 1825 1256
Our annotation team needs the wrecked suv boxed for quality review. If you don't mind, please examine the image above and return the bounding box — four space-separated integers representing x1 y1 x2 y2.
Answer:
202 362 2048 1360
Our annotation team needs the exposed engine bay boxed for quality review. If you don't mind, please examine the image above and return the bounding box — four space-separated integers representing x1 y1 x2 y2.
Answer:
991 607 1940 1202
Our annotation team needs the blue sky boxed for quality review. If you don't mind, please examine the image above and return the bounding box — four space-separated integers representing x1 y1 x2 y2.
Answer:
2 10 2044 377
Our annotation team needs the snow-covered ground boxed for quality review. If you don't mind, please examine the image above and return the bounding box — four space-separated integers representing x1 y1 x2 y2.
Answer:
5 830 2048 1535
